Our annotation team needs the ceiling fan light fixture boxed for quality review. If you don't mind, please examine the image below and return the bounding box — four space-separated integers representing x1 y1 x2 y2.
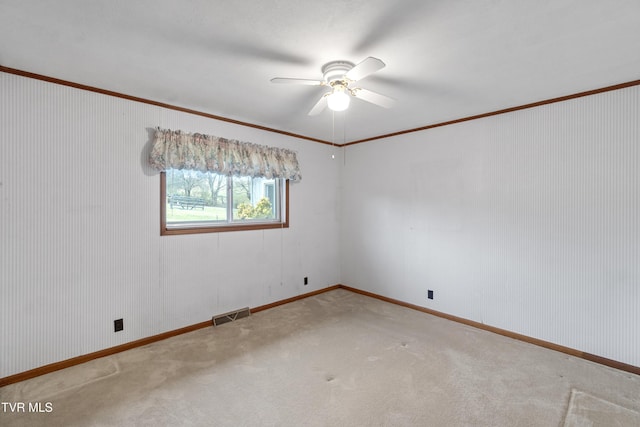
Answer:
272 57 390 115
327 87 350 111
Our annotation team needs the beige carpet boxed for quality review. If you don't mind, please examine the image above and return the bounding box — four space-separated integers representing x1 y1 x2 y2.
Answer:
563 389 640 427
1 289 639 426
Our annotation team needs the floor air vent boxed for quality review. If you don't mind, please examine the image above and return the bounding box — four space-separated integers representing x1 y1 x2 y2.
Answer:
212 307 251 326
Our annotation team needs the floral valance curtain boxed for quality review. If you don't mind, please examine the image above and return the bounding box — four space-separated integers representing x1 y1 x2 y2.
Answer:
149 128 302 181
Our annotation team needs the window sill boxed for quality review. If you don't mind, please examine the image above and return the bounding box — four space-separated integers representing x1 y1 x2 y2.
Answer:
161 221 289 235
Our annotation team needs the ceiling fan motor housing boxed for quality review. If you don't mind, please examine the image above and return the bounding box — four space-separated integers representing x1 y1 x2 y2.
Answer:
271 57 392 115
322 61 354 83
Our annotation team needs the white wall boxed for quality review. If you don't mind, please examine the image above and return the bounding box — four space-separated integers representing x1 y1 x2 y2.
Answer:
2 71 638 378
341 86 640 367
0 73 342 378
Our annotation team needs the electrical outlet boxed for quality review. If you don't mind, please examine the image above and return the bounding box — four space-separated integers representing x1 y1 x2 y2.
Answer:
427 290 434 300
304 277 308 285
114 318 124 332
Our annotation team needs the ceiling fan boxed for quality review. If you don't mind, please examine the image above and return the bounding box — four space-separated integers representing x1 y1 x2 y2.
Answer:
270 57 395 115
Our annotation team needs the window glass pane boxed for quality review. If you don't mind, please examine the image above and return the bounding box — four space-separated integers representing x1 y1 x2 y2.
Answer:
165 169 228 223
232 176 278 222
162 170 286 234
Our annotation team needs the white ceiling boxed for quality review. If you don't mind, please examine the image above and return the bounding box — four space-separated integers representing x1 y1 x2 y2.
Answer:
1 0 639 143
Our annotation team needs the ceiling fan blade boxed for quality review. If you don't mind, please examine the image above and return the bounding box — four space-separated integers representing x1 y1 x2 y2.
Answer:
352 88 395 108
308 94 328 116
352 0 427 53
271 77 324 86
345 57 386 81
217 41 311 66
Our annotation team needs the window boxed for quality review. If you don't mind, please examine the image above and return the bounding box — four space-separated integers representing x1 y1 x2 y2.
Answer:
150 128 300 235
161 169 288 235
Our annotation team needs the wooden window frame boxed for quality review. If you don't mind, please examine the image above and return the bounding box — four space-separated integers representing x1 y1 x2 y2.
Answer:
160 172 289 236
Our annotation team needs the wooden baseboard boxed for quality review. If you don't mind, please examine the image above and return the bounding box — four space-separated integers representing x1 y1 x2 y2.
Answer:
338 285 640 377
3 283 635 387
251 285 341 313
0 285 341 387
0 320 212 388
